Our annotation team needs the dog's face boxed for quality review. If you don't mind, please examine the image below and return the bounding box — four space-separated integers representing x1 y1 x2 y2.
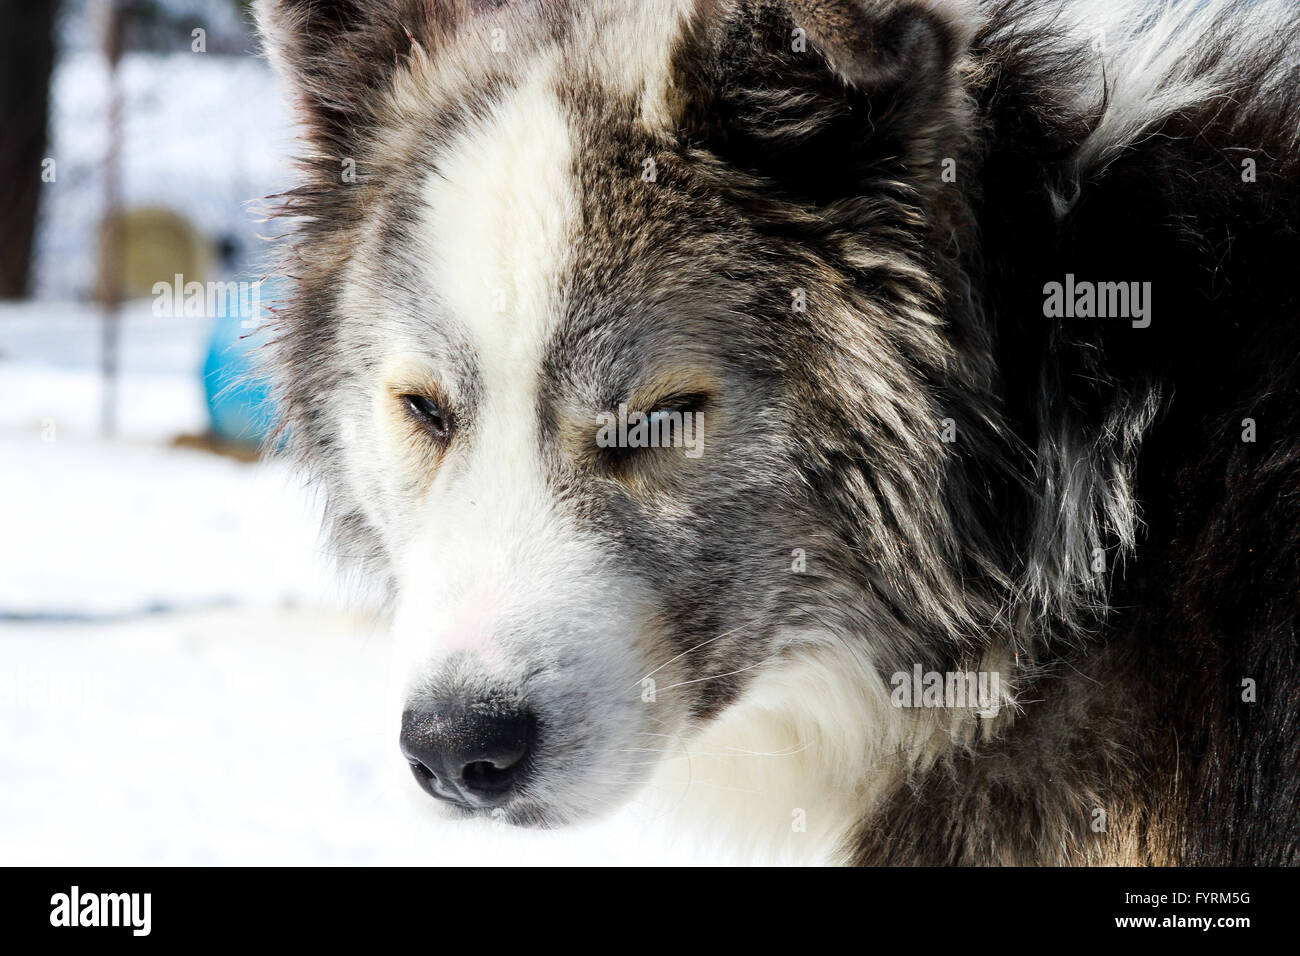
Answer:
363 72 804 824
260 0 986 827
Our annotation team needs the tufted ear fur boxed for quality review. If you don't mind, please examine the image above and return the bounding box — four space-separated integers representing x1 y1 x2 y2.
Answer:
254 0 470 157
674 0 975 207
786 0 967 90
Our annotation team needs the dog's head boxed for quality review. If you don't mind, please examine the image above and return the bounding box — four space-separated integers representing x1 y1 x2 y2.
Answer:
258 0 1008 828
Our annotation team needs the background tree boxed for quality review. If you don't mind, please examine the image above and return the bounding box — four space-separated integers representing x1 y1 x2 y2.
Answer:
0 1 61 298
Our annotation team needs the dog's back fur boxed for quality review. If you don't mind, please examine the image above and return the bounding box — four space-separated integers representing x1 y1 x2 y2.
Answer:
258 0 1300 864
842 0 1300 866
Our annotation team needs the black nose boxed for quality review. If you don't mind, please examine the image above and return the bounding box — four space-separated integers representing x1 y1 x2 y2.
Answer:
400 699 535 809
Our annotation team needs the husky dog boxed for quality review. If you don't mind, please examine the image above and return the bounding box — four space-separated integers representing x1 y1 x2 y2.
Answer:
256 0 1300 864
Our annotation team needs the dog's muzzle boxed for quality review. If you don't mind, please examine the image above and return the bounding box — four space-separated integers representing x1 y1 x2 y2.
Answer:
399 696 536 810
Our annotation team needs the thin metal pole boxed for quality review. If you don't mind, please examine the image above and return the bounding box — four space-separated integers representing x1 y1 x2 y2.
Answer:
100 0 124 437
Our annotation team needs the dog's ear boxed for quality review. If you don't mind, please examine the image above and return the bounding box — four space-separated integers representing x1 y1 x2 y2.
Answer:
254 0 466 155
783 0 963 93
676 0 973 205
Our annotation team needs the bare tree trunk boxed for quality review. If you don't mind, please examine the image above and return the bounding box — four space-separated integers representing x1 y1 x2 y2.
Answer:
0 0 59 298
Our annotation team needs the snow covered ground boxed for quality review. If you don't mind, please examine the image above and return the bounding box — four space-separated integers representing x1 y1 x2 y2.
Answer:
0 302 712 866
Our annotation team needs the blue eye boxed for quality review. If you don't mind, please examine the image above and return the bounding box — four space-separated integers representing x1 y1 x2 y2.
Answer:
402 394 454 443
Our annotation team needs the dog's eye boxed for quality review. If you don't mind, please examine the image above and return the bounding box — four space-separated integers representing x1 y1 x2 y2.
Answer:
401 393 454 443
647 393 708 421
595 392 709 470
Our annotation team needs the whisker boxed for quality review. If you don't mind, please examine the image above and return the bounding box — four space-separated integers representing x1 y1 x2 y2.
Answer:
629 620 757 690
653 635 796 694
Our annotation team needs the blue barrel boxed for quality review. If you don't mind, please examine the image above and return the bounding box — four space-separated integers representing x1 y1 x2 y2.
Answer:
202 279 279 447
